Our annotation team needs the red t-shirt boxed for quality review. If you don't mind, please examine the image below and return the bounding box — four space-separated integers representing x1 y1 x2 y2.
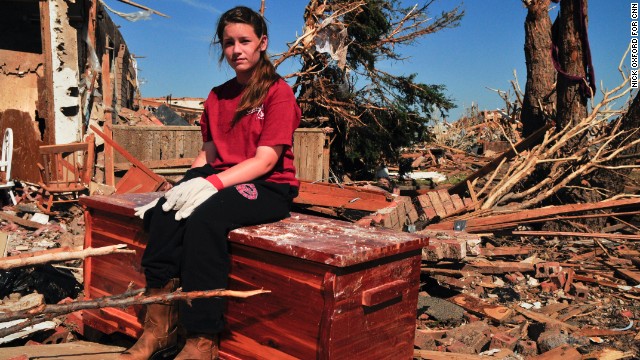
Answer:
200 78 301 188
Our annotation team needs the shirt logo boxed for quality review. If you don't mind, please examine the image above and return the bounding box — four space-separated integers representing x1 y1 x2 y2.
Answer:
246 105 264 120
235 184 258 200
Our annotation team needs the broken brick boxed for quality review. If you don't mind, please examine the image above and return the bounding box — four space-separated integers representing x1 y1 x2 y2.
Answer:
505 272 526 284
490 332 518 350
535 262 561 278
414 328 438 350
422 238 467 261
571 282 589 300
516 340 537 356
540 280 558 293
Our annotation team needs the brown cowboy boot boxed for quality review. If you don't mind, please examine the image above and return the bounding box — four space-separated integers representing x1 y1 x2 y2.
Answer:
118 279 180 360
174 334 219 360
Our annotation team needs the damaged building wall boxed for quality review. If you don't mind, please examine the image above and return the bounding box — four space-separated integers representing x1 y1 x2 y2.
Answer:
49 0 83 145
0 1 49 182
0 0 139 184
93 3 138 112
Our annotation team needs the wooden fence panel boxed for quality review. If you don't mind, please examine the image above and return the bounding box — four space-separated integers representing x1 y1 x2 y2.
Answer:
112 126 329 182
293 129 329 182
112 125 202 164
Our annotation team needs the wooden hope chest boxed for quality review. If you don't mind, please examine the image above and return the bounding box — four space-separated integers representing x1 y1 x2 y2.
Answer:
77 193 428 359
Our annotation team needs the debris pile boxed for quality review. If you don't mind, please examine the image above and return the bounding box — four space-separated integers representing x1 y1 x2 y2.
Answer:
416 229 640 358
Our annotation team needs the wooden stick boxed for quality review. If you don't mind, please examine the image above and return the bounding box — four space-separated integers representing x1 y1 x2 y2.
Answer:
0 244 135 270
0 288 269 331
0 288 269 323
116 0 169 18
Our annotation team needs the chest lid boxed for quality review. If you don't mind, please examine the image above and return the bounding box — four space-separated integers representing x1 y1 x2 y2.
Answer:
81 193 428 267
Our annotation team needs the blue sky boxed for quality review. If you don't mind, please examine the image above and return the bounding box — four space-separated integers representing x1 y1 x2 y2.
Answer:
108 0 632 120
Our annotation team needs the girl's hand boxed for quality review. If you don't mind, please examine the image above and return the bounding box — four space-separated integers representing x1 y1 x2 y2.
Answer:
133 198 160 219
162 178 218 220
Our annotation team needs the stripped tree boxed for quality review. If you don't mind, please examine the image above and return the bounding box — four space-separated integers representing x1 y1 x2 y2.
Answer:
521 0 556 138
274 0 463 179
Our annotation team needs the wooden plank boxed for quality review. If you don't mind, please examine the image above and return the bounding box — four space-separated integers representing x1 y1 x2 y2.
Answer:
447 293 512 322
513 230 640 240
480 246 533 257
112 125 201 164
421 267 483 278
574 328 635 337
413 349 485 359
463 260 535 274
114 158 195 171
295 181 392 211
429 198 640 232
0 211 43 229
539 302 570 316
613 268 640 284
102 53 115 186
293 130 326 182
514 307 579 331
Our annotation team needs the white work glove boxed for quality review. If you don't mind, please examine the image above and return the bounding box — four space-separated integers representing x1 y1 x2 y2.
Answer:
162 177 218 220
134 198 160 219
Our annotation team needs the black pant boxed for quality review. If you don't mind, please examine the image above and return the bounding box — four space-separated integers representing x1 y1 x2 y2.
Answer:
141 164 295 334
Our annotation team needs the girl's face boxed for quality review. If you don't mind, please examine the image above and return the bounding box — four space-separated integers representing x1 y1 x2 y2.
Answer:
222 23 267 83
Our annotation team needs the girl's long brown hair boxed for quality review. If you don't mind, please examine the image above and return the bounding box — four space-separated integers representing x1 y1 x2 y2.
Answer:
215 6 280 126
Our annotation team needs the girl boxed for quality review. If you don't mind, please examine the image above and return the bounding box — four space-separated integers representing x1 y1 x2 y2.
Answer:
119 6 300 360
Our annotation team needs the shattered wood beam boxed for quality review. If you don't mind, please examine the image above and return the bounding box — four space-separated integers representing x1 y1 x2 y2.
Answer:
0 288 268 338
102 53 115 186
428 197 640 232
463 260 534 274
574 274 640 294
90 124 166 187
486 210 640 230
515 307 579 331
0 245 135 270
512 230 640 240
114 157 195 171
0 212 43 229
413 349 486 360
480 246 534 257
116 0 169 18
421 267 482 278
574 328 635 337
